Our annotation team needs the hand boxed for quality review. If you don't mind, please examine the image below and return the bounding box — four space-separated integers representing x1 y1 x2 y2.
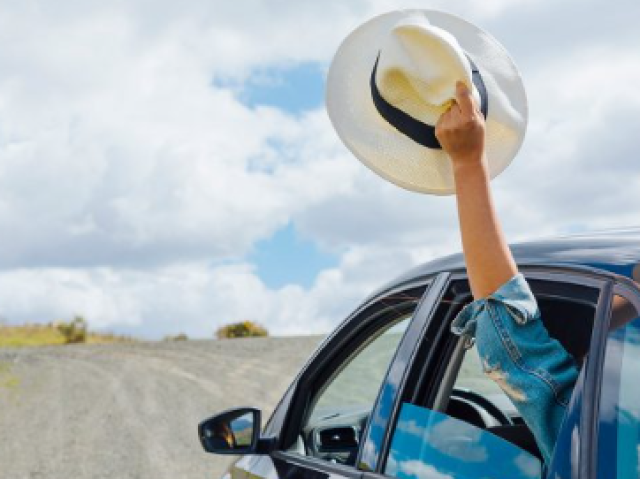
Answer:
435 81 486 168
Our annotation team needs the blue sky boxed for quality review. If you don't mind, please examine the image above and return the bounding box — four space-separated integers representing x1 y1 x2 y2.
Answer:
236 62 325 115
250 223 337 289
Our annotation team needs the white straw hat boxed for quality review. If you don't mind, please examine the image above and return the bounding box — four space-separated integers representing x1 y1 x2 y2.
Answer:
326 10 528 195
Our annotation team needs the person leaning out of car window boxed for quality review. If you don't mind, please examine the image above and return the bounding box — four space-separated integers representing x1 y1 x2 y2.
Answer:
435 81 637 464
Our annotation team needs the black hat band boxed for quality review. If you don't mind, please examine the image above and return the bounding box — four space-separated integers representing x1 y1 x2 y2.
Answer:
370 53 488 149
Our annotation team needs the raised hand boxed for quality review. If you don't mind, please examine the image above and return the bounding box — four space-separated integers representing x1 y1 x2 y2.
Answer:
435 81 486 170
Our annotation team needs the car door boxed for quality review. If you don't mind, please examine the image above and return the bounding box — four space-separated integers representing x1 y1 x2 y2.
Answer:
358 268 612 479
594 279 640 479
237 274 450 479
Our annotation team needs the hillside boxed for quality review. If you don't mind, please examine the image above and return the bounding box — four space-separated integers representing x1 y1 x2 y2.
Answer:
0 323 136 348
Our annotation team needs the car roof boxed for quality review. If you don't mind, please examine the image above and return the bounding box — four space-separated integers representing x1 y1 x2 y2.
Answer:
374 227 640 298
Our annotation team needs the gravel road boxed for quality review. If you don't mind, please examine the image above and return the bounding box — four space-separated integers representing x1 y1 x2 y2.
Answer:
0 336 324 479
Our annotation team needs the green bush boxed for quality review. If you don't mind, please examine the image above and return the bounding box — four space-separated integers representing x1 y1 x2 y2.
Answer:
215 321 268 339
56 316 88 344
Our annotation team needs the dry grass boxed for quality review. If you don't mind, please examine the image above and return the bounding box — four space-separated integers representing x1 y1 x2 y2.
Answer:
86 332 137 345
0 324 136 348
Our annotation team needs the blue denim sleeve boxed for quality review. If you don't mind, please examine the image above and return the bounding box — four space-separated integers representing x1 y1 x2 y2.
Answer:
451 274 579 463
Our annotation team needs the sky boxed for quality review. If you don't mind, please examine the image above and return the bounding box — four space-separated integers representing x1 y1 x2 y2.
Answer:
0 0 639 339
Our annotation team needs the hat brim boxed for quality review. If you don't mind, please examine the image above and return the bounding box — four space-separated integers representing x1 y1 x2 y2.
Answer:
326 10 528 195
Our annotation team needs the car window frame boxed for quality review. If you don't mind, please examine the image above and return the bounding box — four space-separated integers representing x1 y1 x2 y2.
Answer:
358 266 615 479
355 273 451 471
302 307 415 430
531 271 640 479
272 273 448 477
591 279 640 479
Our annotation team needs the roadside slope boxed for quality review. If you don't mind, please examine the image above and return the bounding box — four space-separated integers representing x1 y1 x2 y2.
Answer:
0 336 324 479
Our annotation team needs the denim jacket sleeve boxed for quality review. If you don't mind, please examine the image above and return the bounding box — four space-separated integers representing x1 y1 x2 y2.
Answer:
451 273 579 463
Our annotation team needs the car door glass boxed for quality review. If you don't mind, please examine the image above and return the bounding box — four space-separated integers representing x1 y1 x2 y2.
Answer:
597 292 640 479
300 313 413 464
385 403 541 479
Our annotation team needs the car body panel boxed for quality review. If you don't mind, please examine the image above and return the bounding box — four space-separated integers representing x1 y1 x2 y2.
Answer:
374 229 640 301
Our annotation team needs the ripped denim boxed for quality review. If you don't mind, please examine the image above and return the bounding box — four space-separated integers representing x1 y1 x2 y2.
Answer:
451 273 579 464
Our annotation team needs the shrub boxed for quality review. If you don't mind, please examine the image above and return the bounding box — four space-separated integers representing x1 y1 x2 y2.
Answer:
56 316 88 344
215 321 268 339
164 333 188 342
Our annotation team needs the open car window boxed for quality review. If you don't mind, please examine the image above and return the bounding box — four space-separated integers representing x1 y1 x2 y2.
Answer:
385 403 541 479
287 283 429 466
298 315 412 465
450 343 524 417
386 273 604 478
308 318 411 425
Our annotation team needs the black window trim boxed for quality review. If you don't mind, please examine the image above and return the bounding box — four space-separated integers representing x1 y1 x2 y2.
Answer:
301 303 416 430
580 281 612 479
356 272 452 472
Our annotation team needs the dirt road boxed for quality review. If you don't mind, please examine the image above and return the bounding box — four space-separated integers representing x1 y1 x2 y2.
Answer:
0 337 324 479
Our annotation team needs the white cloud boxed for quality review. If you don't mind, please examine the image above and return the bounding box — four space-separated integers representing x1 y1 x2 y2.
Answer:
429 417 488 463
0 0 639 337
395 414 488 464
495 47 640 238
0 1 367 270
398 460 454 479
513 451 542 478
361 440 379 467
385 455 399 476
0 245 400 338
396 419 427 438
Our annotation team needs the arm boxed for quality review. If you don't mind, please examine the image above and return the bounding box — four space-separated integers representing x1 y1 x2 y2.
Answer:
439 83 578 463
435 82 517 299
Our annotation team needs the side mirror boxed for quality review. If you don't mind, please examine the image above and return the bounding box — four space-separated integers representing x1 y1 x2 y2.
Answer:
198 407 274 455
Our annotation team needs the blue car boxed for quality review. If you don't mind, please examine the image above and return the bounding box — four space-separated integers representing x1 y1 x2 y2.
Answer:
199 229 640 479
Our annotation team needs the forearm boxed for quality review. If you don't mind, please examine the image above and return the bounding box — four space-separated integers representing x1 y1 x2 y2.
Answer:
435 82 518 299
453 159 517 299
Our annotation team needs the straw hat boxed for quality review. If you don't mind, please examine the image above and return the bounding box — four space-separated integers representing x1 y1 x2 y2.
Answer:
326 10 528 195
